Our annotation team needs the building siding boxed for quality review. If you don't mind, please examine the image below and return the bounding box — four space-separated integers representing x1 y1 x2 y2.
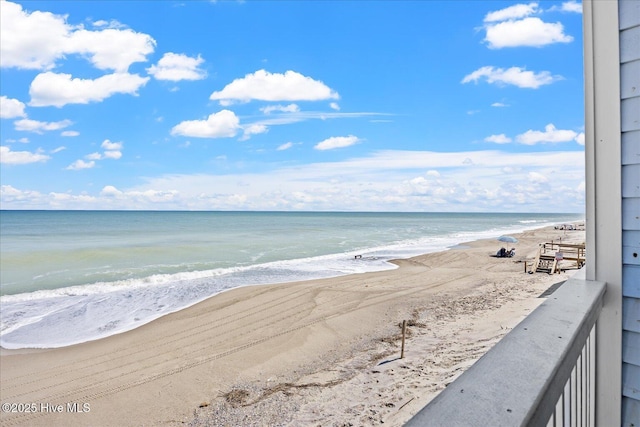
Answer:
620 1 640 425
622 130 640 165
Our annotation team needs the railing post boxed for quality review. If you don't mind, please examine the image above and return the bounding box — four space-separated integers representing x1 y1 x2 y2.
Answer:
583 0 623 424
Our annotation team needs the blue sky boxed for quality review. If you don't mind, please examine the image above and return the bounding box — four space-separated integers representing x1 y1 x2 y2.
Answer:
0 0 585 212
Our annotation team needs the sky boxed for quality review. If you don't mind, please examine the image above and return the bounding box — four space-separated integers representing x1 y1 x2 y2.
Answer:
0 0 586 212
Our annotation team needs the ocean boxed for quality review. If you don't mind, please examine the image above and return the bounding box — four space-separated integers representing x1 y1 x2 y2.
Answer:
0 211 583 349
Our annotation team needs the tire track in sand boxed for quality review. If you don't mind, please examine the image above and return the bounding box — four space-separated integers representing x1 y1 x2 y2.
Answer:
2 270 474 426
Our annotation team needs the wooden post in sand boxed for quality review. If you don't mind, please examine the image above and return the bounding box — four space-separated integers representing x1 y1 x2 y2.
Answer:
401 320 407 359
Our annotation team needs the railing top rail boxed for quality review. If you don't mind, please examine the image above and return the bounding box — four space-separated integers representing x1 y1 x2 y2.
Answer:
542 242 586 249
405 274 606 427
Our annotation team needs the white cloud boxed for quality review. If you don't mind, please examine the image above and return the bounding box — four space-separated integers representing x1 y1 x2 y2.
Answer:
77 140 123 163
132 150 584 211
51 146 66 153
29 72 149 107
1 1 155 71
0 145 50 164
240 124 268 140
330 102 340 111
103 141 123 158
5 137 30 144
0 150 585 211
277 142 294 151
575 132 585 146
1 1 72 70
0 185 99 208
562 1 582 13
260 104 300 114
101 139 123 151
100 185 179 205
462 66 561 89
101 185 123 197
484 2 539 22
516 124 579 145
401 176 463 200
103 150 122 160
491 102 509 107
485 134 512 144
66 159 95 170
1 96 27 118
1 185 44 203
61 130 79 137
92 19 128 30
548 1 582 13
66 28 156 72
243 111 387 130
426 170 440 177
147 52 207 81
484 17 573 49
314 135 360 151
14 118 72 133
528 171 548 183
210 69 339 105
171 110 240 138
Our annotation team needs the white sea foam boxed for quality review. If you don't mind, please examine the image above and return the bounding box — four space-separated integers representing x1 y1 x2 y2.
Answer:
0 212 583 349
0 255 383 348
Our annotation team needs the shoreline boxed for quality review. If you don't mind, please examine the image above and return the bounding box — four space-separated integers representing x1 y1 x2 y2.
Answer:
0 224 585 426
0 218 582 351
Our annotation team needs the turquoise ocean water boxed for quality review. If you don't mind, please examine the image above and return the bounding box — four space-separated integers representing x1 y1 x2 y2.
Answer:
0 211 583 349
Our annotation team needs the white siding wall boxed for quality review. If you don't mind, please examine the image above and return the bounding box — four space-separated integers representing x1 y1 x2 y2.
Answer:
620 0 640 425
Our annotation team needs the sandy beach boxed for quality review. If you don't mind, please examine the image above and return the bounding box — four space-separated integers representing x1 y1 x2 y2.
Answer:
0 224 585 427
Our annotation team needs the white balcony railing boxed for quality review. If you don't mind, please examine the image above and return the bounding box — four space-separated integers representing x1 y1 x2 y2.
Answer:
405 273 606 427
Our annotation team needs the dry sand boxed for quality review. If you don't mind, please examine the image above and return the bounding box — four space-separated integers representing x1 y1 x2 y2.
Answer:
0 224 585 427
